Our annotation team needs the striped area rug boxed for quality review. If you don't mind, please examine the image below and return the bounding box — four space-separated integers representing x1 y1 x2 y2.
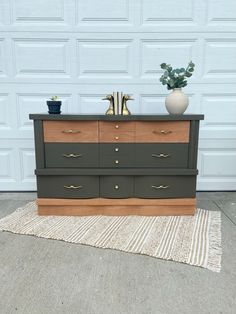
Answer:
0 201 222 272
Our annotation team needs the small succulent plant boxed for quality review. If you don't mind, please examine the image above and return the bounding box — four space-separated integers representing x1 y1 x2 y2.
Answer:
50 96 59 101
160 61 195 90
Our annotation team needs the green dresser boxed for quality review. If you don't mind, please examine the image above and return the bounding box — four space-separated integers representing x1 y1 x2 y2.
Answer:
29 114 204 216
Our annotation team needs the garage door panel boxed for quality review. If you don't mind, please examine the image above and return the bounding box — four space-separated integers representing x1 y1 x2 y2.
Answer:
139 94 198 114
76 0 134 26
0 38 8 78
200 150 236 177
140 39 197 79
199 94 236 139
203 39 236 79
0 148 16 184
0 93 11 131
197 139 236 190
16 93 72 132
11 0 73 26
2 32 236 85
77 39 135 79
19 148 36 184
0 0 235 190
207 0 236 25
13 38 71 78
2 1 236 32
0 140 36 190
197 149 236 190
142 0 195 26
201 95 236 126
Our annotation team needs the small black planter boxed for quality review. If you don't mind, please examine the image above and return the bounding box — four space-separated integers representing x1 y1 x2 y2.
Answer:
47 101 62 114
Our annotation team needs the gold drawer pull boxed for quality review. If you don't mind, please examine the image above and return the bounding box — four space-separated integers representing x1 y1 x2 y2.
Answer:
62 153 82 158
115 125 119 129
153 130 172 135
115 160 119 164
62 129 81 134
115 148 119 152
114 185 119 190
115 136 119 140
151 185 169 190
64 185 83 189
152 153 170 158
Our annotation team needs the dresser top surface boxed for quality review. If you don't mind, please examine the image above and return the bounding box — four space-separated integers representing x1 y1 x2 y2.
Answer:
29 114 204 121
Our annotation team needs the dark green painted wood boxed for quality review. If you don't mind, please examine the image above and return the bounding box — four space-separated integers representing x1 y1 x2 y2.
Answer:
100 143 135 168
31 113 203 199
100 143 134 155
33 120 45 168
134 176 196 198
35 168 198 176
29 114 204 121
100 155 135 168
45 143 99 168
37 174 196 199
100 176 134 198
135 143 188 168
37 176 99 199
188 120 200 169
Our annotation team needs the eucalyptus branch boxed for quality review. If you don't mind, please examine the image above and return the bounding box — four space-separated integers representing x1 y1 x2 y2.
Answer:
159 61 195 90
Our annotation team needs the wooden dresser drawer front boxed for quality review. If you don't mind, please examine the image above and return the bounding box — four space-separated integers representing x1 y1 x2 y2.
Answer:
100 176 134 198
99 121 135 143
99 121 135 132
37 176 99 199
43 121 98 143
134 176 196 198
135 143 188 168
135 121 190 143
45 143 99 168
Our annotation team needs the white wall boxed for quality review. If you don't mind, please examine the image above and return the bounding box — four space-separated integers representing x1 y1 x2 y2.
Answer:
0 0 236 190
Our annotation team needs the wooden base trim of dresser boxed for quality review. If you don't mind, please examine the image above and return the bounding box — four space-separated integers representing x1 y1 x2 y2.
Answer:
37 198 196 216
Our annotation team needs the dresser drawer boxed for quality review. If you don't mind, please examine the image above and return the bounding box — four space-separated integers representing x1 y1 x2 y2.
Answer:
135 144 188 168
100 144 135 167
100 176 134 198
134 176 196 198
135 121 190 143
99 121 135 143
37 176 99 198
45 143 99 168
43 121 98 143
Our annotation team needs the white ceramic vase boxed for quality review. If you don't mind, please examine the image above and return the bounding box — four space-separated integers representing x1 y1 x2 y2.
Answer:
165 88 189 115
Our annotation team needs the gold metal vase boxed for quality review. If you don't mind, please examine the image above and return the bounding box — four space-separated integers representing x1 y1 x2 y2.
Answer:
122 102 131 115
121 94 133 115
105 103 114 115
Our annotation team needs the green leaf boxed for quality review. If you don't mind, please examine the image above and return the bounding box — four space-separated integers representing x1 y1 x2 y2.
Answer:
163 71 168 78
185 72 192 77
169 79 175 87
160 63 167 69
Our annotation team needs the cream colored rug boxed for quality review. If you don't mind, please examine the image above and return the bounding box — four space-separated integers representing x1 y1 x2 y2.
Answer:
0 201 222 272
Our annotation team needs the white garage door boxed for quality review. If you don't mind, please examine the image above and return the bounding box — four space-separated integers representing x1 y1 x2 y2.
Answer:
0 0 236 191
